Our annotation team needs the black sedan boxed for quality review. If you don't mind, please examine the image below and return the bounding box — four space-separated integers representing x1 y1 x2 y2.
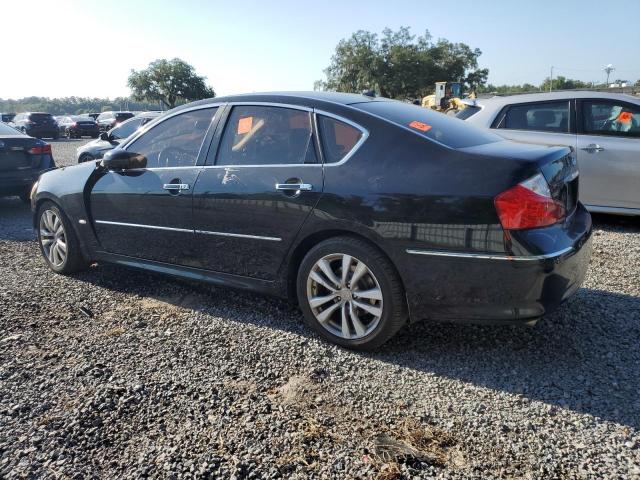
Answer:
57 116 100 139
31 92 592 349
1 122 56 202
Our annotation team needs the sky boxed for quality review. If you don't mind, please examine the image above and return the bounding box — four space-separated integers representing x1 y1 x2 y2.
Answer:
1 0 639 99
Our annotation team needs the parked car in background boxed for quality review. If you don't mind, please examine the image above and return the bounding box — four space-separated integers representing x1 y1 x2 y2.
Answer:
57 116 100 138
76 111 162 163
460 91 640 215
1 112 16 123
11 112 59 139
96 111 134 132
34 92 592 350
0 122 56 202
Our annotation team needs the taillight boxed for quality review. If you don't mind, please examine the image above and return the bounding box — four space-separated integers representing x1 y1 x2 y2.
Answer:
28 144 52 155
494 173 565 230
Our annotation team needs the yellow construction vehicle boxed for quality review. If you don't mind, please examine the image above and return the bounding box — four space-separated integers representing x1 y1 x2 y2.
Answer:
421 81 474 115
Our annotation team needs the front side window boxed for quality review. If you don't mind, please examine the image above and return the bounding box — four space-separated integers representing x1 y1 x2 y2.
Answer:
126 107 216 168
499 101 570 133
215 105 317 166
582 101 640 137
317 115 363 164
110 117 144 140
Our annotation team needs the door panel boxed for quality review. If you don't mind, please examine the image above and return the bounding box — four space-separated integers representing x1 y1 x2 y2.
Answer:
577 135 639 209
90 168 200 265
577 99 640 210
192 165 322 279
89 106 219 265
192 104 323 280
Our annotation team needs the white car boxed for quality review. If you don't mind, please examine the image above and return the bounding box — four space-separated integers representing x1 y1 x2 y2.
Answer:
460 91 640 215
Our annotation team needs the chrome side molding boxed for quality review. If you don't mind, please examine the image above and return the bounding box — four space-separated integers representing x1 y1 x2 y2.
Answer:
405 246 574 261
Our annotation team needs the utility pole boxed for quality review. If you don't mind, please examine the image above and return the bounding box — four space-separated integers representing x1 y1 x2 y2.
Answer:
604 64 615 87
549 66 554 92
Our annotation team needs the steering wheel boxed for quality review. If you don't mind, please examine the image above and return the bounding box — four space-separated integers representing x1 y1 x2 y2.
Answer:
156 146 194 168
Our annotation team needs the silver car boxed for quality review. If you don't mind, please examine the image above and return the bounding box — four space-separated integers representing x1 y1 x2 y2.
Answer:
460 91 640 215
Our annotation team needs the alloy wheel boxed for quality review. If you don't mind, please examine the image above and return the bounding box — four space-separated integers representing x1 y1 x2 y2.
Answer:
39 209 67 267
306 253 383 340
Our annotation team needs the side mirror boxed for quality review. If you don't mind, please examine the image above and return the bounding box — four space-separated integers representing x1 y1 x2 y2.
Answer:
99 132 110 141
100 149 146 170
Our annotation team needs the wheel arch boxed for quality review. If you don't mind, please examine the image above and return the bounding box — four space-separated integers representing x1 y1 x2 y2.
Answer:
284 228 409 312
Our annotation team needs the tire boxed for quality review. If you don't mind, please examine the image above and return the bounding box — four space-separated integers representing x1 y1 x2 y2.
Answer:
296 236 407 350
91 134 99 139
78 153 94 163
36 201 87 274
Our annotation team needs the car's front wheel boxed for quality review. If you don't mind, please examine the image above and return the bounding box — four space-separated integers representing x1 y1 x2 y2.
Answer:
37 201 87 274
297 236 407 350
78 153 94 163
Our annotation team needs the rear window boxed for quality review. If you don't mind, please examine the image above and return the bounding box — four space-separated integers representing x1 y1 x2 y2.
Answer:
0 123 19 135
356 100 501 148
455 105 481 120
115 113 134 122
30 113 54 121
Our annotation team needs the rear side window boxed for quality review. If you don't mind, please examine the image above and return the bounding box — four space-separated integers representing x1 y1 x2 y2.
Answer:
126 107 216 168
215 105 317 166
455 105 481 120
356 100 501 148
581 100 640 137
498 101 570 133
317 115 364 164
115 112 134 122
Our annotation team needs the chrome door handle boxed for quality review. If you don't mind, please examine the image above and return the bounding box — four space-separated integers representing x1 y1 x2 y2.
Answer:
580 144 605 153
275 183 313 191
163 183 190 190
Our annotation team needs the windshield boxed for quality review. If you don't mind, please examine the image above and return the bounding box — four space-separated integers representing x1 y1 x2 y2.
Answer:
355 100 501 149
110 117 144 139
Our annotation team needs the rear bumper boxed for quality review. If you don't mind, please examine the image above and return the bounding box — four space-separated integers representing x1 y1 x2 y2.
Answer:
402 204 593 324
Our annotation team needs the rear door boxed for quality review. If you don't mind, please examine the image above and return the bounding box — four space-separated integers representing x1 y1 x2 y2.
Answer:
89 106 220 265
191 103 323 280
491 99 578 152
576 99 640 210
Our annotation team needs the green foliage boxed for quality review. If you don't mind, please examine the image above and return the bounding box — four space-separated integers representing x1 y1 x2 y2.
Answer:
0 96 160 115
540 76 591 91
128 58 215 109
317 27 488 99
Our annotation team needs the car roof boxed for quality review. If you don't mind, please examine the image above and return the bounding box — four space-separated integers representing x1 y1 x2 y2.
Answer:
177 91 388 111
474 90 640 107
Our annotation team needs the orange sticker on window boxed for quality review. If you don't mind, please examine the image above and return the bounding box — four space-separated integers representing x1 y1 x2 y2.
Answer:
237 116 253 134
618 111 633 124
409 120 432 132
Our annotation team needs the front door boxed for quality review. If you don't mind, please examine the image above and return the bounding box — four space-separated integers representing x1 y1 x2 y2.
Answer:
192 104 323 280
90 107 219 265
577 99 640 210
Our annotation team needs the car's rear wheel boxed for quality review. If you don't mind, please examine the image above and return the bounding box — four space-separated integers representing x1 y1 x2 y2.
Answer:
37 201 87 274
297 236 407 350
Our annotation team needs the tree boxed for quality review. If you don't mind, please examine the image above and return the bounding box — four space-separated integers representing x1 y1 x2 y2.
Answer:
317 27 488 99
128 58 215 109
540 75 591 91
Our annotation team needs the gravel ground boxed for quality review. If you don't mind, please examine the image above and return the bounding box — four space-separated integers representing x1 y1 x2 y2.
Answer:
0 140 639 479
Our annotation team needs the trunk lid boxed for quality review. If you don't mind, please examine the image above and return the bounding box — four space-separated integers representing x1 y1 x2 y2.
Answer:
0 136 40 171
